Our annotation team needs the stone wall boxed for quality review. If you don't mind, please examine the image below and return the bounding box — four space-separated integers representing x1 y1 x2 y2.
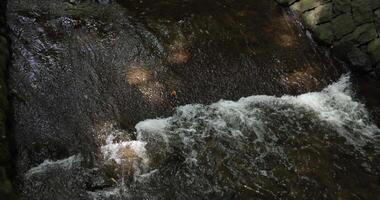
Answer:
0 0 17 199
276 0 380 78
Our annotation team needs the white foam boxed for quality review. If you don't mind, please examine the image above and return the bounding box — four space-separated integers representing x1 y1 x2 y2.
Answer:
135 118 170 134
135 118 171 144
94 74 380 197
88 187 124 200
284 75 379 144
138 74 377 147
101 135 148 166
25 154 82 178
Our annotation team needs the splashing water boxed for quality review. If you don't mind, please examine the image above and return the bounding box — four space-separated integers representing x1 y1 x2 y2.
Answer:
97 74 380 199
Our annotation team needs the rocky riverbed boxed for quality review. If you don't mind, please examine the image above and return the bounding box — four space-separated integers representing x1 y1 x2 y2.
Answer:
2 0 380 199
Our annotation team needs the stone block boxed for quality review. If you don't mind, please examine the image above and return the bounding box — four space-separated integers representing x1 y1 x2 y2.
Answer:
347 47 373 72
276 0 299 6
372 0 380 9
375 63 380 78
368 38 380 63
291 0 324 13
352 0 373 25
332 13 356 39
375 9 380 33
303 3 334 27
313 22 335 44
333 0 351 13
351 23 378 45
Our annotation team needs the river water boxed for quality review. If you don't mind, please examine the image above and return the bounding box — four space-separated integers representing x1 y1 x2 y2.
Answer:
24 75 380 199
6 0 380 199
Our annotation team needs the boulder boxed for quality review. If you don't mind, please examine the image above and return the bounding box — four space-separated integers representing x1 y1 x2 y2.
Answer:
372 0 380 9
375 63 380 79
375 9 380 33
313 23 335 44
332 14 356 39
351 23 378 45
332 0 351 13
368 39 380 63
347 47 373 72
302 3 334 27
352 0 373 25
291 0 324 13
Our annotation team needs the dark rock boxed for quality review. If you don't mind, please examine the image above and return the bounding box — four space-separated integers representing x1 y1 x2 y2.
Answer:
368 39 380 63
352 0 373 25
347 47 373 72
0 44 9 60
0 52 8 73
0 0 18 197
87 168 116 190
0 167 16 199
0 35 7 45
332 13 356 39
333 0 351 13
333 42 372 72
351 23 378 45
375 63 380 78
313 23 335 44
375 9 380 33
22 155 92 199
372 0 380 9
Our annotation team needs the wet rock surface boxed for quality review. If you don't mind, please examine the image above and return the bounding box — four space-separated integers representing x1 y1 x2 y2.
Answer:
0 0 17 199
8 0 376 199
276 0 380 76
7 0 342 173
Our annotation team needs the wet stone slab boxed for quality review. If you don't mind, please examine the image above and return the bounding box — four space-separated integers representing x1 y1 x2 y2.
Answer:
6 0 348 199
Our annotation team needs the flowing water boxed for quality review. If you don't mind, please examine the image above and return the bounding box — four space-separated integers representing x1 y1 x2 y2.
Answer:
24 75 380 199
5 0 380 199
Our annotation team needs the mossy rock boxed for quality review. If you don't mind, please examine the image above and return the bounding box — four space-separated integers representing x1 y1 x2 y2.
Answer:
371 0 380 9
368 39 380 63
375 9 380 33
375 63 380 78
313 22 335 44
346 47 372 72
302 3 334 27
332 13 356 39
291 0 323 13
350 23 378 45
332 0 352 13
352 0 373 25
